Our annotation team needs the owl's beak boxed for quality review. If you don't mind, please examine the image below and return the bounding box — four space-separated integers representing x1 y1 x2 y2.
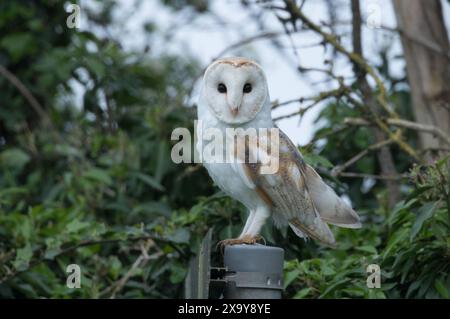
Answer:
230 105 239 116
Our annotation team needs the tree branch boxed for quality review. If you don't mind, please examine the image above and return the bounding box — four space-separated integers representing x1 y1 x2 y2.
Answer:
338 172 407 180
344 117 450 145
0 64 53 128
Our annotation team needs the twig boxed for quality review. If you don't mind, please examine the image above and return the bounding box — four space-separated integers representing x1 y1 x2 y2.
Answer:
0 64 53 128
273 86 349 121
338 172 407 180
109 240 162 299
272 97 304 110
273 100 317 122
343 117 371 126
213 31 285 60
332 139 394 177
0 64 65 145
306 125 353 146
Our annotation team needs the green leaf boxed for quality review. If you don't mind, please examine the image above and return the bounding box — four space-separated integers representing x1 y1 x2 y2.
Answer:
302 152 334 168
410 201 440 240
319 278 350 298
406 280 421 298
133 172 165 192
155 141 171 182
293 287 312 299
44 238 62 260
383 227 409 258
434 280 449 299
356 245 377 255
284 269 301 289
406 186 433 202
169 263 187 284
83 168 113 185
0 148 30 170
84 56 106 78
167 228 190 244
132 201 172 217
321 264 336 276
109 256 123 280
52 144 82 158
0 33 34 61
66 219 90 233
91 223 107 237
13 243 33 271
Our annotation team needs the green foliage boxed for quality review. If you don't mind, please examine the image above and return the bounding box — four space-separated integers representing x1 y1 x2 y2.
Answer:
0 0 213 298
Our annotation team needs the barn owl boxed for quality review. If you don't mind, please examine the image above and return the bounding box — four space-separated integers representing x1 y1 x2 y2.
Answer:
197 57 361 247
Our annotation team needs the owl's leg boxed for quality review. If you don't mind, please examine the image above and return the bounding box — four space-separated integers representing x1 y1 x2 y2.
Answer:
239 210 256 237
218 206 269 250
242 205 270 238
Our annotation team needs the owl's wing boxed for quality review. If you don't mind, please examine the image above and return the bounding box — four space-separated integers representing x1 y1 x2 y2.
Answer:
230 128 360 247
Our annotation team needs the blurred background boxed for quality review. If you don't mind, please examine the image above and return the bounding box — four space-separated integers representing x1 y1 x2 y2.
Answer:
0 0 449 298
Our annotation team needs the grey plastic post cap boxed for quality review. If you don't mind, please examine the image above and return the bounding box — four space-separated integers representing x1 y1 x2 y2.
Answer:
223 244 284 299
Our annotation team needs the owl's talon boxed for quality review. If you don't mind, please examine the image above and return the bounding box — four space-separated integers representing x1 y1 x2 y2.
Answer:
216 234 265 254
255 234 266 245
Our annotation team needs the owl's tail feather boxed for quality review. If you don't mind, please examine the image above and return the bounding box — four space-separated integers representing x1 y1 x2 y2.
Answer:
289 223 308 239
303 164 362 229
289 218 336 248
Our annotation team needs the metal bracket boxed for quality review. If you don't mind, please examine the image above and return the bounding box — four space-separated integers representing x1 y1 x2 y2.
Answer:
224 271 283 290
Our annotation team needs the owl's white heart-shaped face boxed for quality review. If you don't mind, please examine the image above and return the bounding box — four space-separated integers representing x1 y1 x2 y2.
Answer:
203 58 268 124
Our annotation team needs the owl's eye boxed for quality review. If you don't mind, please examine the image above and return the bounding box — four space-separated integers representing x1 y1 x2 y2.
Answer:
217 83 227 93
243 83 252 93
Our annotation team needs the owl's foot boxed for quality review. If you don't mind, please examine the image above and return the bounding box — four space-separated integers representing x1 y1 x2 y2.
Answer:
217 234 265 253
